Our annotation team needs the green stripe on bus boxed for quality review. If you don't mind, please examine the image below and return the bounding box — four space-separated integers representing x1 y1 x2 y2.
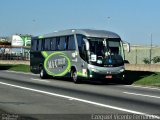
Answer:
77 72 88 77
38 36 44 39
41 51 48 58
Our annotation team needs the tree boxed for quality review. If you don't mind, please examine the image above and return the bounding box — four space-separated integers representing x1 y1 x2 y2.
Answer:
152 56 160 63
143 58 150 64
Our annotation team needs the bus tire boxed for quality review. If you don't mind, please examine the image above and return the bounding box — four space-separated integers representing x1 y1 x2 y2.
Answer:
71 70 79 83
40 67 47 79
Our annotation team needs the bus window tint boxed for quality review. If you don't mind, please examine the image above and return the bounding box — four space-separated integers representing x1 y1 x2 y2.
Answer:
37 40 41 51
56 37 60 50
45 38 51 50
31 39 37 50
77 35 83 50
51 38 56 51
77 35 87 61
59 37 66 50
42 39 45 51
108 41 120 55
68 36 76 50
65 36 69 50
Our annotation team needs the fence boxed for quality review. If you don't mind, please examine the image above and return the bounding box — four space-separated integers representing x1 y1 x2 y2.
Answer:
125 45 160 64
0 53 30 61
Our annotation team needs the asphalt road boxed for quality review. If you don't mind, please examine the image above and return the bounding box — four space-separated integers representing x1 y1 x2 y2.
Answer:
0 70 160 120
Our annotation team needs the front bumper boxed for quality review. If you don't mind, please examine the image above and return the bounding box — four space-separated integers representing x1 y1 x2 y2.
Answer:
88 69 125 80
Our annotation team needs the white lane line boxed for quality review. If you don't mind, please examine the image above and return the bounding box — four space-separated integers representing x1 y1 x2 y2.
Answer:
125 85 160 91
0 82 159 119
30 78 50 83
124 92 160 99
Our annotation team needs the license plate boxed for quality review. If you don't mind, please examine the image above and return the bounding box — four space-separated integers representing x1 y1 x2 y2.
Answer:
106 75 112 79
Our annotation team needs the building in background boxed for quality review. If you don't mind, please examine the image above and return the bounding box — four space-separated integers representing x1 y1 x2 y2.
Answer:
0 37 11 54
0 34 31 60
11 34 31 47
11 34 31 60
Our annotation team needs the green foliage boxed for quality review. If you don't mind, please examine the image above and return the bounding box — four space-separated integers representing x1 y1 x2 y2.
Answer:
152 56 160 63
143 58 150 64
143 56 160 64
125 71 160 87
0 64 30 72
9 64 30 72
133 72 160 87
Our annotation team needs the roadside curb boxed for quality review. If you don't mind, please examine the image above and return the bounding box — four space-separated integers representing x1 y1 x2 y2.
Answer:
6 70 39 76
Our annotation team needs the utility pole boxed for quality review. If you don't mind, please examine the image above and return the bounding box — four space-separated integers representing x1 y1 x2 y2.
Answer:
136 48 137 64
149 34 152 64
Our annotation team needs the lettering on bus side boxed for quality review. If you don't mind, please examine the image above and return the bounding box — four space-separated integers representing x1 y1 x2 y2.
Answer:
48 58 66 69
44 52 71 76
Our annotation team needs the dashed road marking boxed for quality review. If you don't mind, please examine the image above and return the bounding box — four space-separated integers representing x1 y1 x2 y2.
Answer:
125 85 160 91
124 92 160 99
31 78 50 83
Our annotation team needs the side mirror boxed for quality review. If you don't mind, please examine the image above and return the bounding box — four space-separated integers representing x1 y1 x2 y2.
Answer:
126 43 130 53
86 42 89 51
82 44 86 51
124 60 130 64
83 38 89 51
123 41 130 53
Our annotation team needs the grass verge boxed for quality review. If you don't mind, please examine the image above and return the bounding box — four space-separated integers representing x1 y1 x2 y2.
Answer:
0 64 30 72
125 71 160 87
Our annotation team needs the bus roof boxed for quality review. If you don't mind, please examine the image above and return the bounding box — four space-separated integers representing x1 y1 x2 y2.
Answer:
39 29 120 39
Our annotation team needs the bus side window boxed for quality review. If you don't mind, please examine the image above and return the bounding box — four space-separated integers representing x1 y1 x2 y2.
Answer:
65 36 69 50
77 35 88 61
41 39 45 51
51 37 56 51
68 35 76 50
37 39 44 51
77 35 83 51
56 37 60 50
45 38 51 50
31 39 37 51
37 40 40 51
59 37 66 50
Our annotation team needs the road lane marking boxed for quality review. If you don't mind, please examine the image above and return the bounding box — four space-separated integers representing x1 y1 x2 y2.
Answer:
125 85 160 91
124 92 160 99
31 78 50 83
0 81 159 119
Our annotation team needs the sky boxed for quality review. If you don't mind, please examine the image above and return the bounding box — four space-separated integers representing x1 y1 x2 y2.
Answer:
0 0 160 45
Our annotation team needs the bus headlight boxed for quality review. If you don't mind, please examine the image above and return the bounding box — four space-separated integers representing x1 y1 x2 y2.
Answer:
91 68 99 72
120 69 125 72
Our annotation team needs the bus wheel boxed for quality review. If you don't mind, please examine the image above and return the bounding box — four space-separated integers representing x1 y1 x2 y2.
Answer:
71 70 79 83
40 68 46 79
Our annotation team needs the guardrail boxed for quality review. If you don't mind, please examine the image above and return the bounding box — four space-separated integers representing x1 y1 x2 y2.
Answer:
0 53 29 60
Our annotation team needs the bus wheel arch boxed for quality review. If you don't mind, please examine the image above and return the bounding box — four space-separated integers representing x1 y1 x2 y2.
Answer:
39 64 47 79
70 66 80 83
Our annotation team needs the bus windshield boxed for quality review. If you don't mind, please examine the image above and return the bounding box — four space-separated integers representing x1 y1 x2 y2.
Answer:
88 38 124 67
